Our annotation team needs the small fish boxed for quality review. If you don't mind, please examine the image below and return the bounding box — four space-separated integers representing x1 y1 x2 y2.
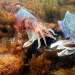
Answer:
58 11 75 40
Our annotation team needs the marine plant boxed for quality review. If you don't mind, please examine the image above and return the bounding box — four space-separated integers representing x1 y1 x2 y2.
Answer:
51 68 75 75
28 55 51 75
0 10 14 38
0 10 14 25
0 37 25 75
28 0 60 22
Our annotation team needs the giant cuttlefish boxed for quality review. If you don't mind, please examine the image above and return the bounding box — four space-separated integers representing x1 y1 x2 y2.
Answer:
11 5 56 49
51 11 75 56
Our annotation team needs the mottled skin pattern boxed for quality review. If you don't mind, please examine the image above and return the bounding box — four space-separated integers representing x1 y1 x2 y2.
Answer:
58 11 75 40
11 5 56 49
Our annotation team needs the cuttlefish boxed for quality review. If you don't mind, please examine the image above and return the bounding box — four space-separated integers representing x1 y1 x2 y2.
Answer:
50 11 75 56
11 5 56 49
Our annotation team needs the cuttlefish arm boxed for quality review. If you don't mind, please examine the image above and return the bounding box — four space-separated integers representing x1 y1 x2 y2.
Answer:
32 23 57 48
50 40 75 56
32 23 47 49
23 18 56 49
57 49 75 57
42 28 56 40
23 29 38 48
38 23 56 40
24 18 47 48
22 18 42 49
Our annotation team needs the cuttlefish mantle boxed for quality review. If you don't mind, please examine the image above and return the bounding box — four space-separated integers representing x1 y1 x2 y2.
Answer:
58 11 75 40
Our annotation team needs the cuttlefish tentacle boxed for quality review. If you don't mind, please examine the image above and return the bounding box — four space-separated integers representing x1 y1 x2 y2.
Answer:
48 28 57 35
51 40 75 56
36 34 41 49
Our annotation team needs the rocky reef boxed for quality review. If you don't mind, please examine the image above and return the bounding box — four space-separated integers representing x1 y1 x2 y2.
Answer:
0 0 75 75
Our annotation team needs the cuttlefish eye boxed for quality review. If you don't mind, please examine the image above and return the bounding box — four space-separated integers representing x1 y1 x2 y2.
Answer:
43 30 49 34
45 32 48 34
